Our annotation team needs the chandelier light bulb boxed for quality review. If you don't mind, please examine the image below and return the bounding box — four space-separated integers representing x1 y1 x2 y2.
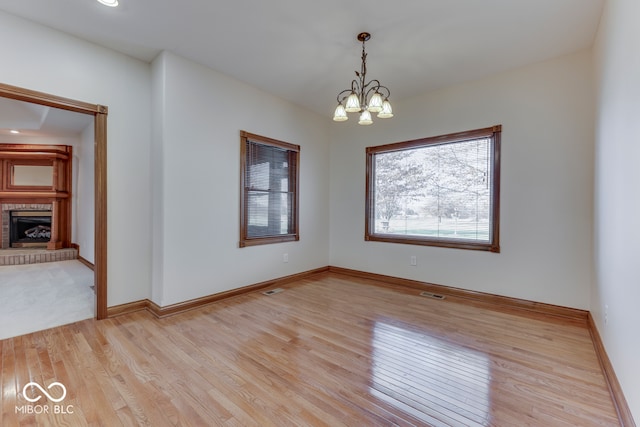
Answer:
368 92 383 113
344 92 361 113
333 104 348 121
358 110 373 125
377 99 394 119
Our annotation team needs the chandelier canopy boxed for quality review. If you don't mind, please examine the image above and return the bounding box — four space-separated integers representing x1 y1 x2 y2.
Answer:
333 32 393 125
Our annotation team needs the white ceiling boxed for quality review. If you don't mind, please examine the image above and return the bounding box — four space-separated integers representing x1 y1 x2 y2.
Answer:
0 0 604 133
0 97 93 140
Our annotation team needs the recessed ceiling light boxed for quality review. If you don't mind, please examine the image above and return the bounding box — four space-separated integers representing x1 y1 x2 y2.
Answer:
97 0 119 7
10 130 20 134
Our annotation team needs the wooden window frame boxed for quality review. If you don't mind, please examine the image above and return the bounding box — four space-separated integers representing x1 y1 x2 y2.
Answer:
239 131 300 248
365 125 501 252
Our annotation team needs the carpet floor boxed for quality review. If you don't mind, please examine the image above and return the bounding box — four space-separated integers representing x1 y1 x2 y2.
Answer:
0 260 94 340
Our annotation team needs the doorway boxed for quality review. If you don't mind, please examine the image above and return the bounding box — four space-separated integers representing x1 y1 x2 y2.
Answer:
0 83 108 320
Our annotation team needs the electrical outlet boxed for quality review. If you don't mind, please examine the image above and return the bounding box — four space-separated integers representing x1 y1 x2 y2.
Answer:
410 256 417 266
283 253 289 263
604 304 608 325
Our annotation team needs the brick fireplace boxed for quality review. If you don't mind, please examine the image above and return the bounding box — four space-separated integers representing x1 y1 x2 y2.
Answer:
0 144 73 256
0 202 77 266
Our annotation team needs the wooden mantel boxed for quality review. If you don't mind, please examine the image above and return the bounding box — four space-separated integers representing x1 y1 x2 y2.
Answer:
0 144 72 250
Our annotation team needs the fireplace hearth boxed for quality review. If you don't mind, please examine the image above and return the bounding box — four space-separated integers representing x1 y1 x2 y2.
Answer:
10 211 52 248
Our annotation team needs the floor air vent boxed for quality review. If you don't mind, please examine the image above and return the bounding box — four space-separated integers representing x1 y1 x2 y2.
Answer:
420 291 445 300
262 288 284 296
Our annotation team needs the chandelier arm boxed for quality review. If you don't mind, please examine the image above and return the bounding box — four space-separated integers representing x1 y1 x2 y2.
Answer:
363 80 391 97
351 79 362 94
336 89 353 104
375 84 392 99
363 85 378 105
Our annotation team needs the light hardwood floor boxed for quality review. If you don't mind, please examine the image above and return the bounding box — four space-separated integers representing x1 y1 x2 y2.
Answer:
1 272 620 426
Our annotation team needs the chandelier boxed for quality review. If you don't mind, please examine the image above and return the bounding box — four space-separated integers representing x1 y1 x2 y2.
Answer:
333 32 393 125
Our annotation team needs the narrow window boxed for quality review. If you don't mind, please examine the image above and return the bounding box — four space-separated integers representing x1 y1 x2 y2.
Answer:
240 131 299 247
366 126 501 252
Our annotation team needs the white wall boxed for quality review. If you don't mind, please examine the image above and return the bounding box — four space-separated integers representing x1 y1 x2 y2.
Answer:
593 0 640 420
0 11 153 306
151 52 330 306
330 51 595 309
76 123 95 263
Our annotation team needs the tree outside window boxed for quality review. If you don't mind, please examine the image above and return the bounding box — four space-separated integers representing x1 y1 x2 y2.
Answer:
366 126 501 252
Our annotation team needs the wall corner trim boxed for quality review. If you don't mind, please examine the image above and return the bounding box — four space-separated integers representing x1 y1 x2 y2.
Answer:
588 313 637 427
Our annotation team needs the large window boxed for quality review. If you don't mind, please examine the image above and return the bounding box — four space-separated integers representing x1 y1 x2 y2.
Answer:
366 125 501 252
240 131 299 247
